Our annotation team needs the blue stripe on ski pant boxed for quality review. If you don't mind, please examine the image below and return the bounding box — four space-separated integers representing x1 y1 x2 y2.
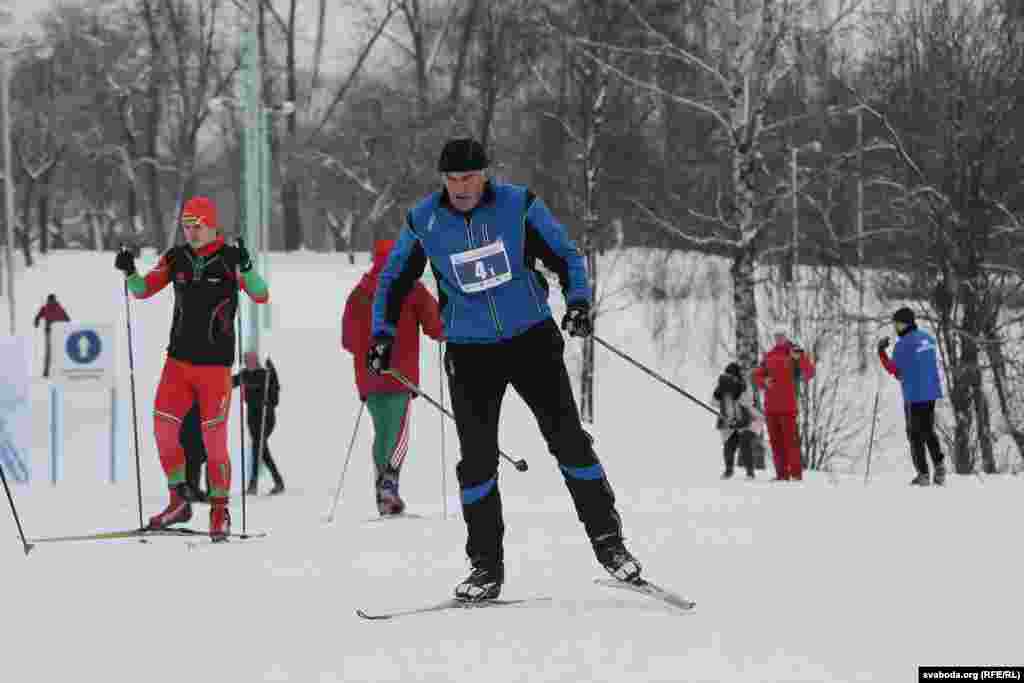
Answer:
461 477 497 505
559 463 605 480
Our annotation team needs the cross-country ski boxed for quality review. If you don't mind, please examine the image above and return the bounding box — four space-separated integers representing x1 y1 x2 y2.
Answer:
593 578 697 612
356 596 551 621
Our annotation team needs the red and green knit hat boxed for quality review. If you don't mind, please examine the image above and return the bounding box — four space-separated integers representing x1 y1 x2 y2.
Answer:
181 196 219 230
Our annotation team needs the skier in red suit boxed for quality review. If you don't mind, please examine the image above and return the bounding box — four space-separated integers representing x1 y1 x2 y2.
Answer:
114 196 269 540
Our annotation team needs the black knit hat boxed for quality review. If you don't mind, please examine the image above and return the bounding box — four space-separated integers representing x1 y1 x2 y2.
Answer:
438 138 488 173
892 307 916 325
725 362 742 377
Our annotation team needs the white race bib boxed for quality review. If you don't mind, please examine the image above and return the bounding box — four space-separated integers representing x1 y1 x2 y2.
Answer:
450 240 512 294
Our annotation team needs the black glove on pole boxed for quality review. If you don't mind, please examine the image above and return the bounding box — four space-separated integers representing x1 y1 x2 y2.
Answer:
367 337 394 376
115 247 136 276
561 302 593 338
236 238 253 273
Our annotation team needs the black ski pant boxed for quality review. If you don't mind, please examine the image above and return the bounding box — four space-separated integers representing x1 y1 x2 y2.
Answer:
904 400 943 475
446 318 623 570
181 404 207 493
42 328 53 378
247 408 282 486
723 431 755 476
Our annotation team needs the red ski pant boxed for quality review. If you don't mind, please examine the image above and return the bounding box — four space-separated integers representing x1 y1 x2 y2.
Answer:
765 413 802 480
153 358 232 498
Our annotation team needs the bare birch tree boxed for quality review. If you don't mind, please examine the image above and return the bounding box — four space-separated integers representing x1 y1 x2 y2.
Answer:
571 0 862 375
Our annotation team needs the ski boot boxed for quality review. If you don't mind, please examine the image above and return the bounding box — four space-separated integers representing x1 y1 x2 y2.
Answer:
376 470 405 516
720 469 734 480
454 561 504 602
910 473 931 486
268 481 286 496
209 498 231 542
147 484 192 529
933 463 947 486
593 533 642 583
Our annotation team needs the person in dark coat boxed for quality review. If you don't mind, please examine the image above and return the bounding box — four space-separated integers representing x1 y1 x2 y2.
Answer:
712 362 764 480
232 352 284 495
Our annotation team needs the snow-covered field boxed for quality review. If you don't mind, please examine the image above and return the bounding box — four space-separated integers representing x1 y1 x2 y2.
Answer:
0 250 1020 682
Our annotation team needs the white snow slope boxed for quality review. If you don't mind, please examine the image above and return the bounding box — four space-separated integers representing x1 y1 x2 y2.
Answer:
0 250 1020 683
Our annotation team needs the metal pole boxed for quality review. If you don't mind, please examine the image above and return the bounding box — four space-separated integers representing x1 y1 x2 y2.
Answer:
856 107 866 373
791 146 799 339
2 53 16 335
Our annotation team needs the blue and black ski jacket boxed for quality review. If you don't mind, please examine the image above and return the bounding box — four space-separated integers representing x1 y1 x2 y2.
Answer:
372 181 591 344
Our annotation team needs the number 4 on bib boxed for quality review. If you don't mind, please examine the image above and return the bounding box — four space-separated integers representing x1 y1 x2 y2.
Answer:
451 240 512 294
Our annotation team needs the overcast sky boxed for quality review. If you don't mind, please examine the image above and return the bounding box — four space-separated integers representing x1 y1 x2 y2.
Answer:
2 0 47 34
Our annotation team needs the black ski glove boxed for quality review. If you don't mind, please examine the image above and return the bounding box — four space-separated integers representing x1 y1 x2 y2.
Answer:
367 337 394 376
561 302 593 338
236 238 253 273
877 337 890 353
115 247 136 276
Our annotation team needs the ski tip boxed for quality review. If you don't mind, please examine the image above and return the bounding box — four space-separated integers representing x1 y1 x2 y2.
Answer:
355 609 387 621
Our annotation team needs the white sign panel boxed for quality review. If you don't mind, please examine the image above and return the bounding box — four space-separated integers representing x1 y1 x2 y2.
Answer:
58 323 116 386
0 336 31 482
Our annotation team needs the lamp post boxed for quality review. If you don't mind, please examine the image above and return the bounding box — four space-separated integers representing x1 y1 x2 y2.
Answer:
1 51 15 334
790 140 822 340
208 95 292 359
1 41 50 335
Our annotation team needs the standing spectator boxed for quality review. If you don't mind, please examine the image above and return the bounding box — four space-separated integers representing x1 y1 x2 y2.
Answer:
753 329 816 481
878 307 946 486
233 352 284 496
33 294 70 378
342 239 444 516
712 362 763 480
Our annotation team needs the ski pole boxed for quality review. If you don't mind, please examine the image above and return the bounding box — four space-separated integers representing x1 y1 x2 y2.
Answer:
122 276 145 530
439 342 447 518
864 388 880 486
326 401 365 524
385 369 529 472
592 335 722 418
0 451 32 555
236 258 248 535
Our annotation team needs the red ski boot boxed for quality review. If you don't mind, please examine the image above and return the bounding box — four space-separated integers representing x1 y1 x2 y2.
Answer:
209 498 231 542
147 484 192 529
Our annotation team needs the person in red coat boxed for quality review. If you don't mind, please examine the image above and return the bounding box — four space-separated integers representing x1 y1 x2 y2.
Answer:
753 329 816 481
34 294 71 378
342 239 444 515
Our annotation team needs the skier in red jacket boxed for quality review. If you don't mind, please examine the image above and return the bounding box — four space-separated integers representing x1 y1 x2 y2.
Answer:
753 329 815 481
33 294 70 378
114 196 269 540
342 239 444 515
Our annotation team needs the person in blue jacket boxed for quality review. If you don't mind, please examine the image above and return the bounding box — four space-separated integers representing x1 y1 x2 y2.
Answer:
878 307 946 486
368 138 641 602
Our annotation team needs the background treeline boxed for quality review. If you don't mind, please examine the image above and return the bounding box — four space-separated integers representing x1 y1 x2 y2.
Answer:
4 0 1024 474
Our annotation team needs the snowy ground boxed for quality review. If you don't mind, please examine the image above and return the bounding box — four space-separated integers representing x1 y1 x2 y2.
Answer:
0 250 1021 682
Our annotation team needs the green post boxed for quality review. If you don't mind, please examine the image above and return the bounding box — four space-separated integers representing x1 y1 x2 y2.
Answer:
260 107 272 331
240 27 261 358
